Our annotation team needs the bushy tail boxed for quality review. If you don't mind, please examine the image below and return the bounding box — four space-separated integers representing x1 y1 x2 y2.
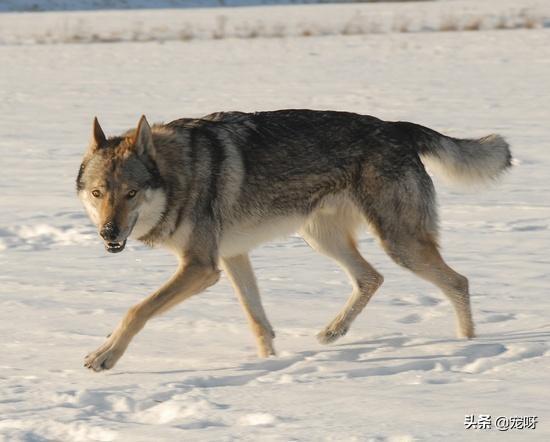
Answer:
408 123 512 185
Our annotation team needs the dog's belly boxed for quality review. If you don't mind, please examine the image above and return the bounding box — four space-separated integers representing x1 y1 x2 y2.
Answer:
219 215 306 258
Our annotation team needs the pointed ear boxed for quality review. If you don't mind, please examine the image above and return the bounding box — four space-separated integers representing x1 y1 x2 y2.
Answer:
134 115 155 157
91 116 107 151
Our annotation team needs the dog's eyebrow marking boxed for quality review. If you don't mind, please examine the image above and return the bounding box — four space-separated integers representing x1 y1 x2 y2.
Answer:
76 161 87 192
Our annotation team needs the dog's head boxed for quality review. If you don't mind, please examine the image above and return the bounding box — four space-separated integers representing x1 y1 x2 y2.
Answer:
77 116 166 253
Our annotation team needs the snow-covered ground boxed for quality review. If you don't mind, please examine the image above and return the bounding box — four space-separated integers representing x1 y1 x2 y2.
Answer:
0 0 548 44
1 2 550 440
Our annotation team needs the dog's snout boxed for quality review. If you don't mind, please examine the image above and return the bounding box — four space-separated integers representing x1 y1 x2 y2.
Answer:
100 222 119 241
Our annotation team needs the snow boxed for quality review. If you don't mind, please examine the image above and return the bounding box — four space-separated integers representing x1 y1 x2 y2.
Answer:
1 1 550 440
0 0 549 44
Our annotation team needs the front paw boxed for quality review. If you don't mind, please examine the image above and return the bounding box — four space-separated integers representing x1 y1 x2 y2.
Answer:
84 339 125 372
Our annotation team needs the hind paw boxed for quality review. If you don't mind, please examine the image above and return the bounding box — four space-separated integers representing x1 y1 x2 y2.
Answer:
317 324 349 345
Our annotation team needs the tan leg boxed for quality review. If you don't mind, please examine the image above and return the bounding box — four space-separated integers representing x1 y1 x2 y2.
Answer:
221 254 275 357
300 211 383 344
383 237 475 339
84 262 220 371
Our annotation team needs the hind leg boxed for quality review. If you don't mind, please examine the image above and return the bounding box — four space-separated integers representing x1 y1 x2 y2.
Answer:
383 236 475 339
300 207 384 344
354 164 474 338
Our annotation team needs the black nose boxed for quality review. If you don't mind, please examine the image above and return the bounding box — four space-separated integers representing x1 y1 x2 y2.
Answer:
100 222 119 241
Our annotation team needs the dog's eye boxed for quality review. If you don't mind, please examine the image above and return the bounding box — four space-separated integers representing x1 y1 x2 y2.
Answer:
127 190 137 199
91 190 102 198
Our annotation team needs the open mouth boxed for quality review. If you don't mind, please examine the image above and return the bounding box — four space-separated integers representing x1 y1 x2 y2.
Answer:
105 240 127 253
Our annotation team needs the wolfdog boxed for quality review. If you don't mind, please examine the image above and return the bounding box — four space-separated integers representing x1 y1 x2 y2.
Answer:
77 110 511 371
